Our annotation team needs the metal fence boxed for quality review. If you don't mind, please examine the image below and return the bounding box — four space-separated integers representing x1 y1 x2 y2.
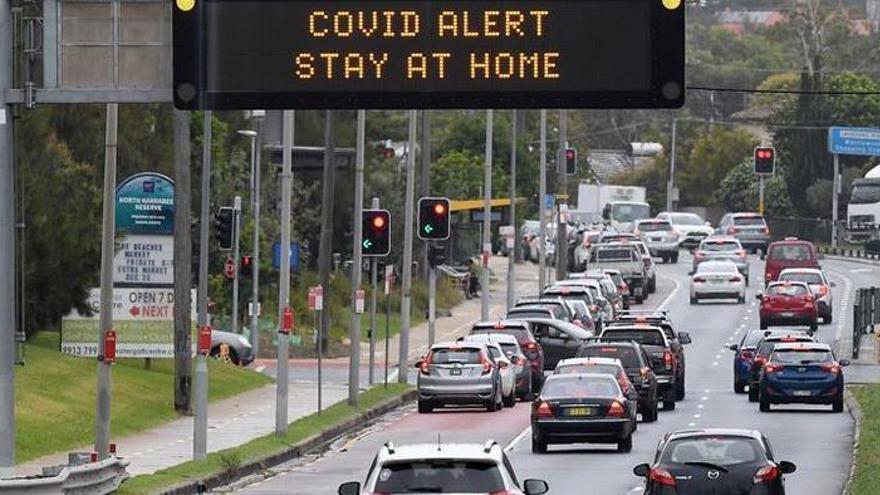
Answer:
853 287 880 359
767 216 880 246
0 455 129 494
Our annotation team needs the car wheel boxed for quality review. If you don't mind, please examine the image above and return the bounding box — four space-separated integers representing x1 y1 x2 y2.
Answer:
734 382 746 394
825 311 834 324
759 393 771 413
531 436 548 454
671 254 679 264
748 386 759 403
650 276 657 293
759 320 768 330
641 402 658 423
210 346 240 366
833 395 844 413
617 434 633 453
662 390 676 411
503 390 516 408
690 296 698 305
810 321 818 334
418 400 433 414
676 377 685 401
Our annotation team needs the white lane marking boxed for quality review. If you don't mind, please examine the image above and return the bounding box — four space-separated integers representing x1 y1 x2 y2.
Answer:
688 422 696 427
693 414 701 419
698 404 705 409
656 277 682 311
505 426 531 453
704 389 711 394
715 354 721 359
713 362 719 366
849 268 874 274
701 396 708 401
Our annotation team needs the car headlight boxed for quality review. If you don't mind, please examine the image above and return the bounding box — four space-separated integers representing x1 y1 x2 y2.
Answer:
237 335 252 348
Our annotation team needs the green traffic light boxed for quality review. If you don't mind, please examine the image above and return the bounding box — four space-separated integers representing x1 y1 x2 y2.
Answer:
363 239 373 249
424 224 434 234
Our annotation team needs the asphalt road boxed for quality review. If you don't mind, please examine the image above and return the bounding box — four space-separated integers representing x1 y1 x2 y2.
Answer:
228 253 870 495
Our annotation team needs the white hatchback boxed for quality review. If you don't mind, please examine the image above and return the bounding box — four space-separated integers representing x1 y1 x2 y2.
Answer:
690 259 746 304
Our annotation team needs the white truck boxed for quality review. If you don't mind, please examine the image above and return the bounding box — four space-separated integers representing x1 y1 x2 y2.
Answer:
847 164 880 240
576 184 651 233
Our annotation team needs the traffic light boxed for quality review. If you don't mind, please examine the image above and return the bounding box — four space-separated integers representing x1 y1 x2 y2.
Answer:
240 254 253 277
214 207 234 251
754 147 775 175
362 209 391 256
418 197 451 240
428 243 447 268
565 148 577 175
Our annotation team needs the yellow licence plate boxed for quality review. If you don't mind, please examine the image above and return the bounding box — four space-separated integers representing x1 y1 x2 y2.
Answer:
565 407 593 417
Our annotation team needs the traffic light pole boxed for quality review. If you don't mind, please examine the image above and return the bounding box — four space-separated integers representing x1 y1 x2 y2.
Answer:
251 129 262 361
398 110 417 384
481 110 493 321
428 248 436 347
507 109 517 311
349 110 366 407
231 195 242 334
556 109 568 281
832 154 840 247
368 198 379 386
758 176 765 217
276 110 294 436
194 110 212 461
538 110 547 293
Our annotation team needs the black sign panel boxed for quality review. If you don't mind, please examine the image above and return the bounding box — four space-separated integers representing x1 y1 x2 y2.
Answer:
173 0 684 109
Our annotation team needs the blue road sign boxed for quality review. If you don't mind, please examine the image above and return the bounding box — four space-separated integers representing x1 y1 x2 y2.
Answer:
544 194 555 210
828 126 880 157
116 172 175 235
272 242 300 272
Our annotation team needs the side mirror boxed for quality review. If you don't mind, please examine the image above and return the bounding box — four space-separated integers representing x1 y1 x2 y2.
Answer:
414 360 424 369
778 461 797 475
760 253 766 261
677 332 692 345
523 479 549 495
338 481 361 495
830 281 837 288
839 359 851 367
499 361 509 369
728 343 739 351
633 463 650 477
755 293 764 300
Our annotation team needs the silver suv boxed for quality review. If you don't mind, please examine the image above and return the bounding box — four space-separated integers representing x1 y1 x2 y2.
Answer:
693 235 750 283
416 342 506 413
338 441 549 495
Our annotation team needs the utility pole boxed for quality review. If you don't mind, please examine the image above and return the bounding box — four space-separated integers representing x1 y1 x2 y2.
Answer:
398 110 417 384
0 0 16 476
349 110 366 406
95 103 118 460
538 110 547 294
832 154 840 247
317 111 337 356
368 197 379 386
420 111 432 279
276 110 294 435
231 195 242 333
174 109 193 415
481 110 494 321
193 111 211 461
666 119 677 212
507 110 517 311
251 121 262 361
556 109 568 281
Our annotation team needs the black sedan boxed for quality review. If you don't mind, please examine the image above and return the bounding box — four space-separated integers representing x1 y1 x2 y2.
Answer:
633 428 796 494
531 373 636 454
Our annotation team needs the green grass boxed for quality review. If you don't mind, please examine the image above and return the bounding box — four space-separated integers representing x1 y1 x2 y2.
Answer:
850 384 880 495
359 312 426 342
117 384 412 495
16 332 272 464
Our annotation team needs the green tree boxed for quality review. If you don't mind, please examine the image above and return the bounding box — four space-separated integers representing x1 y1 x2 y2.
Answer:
715 161 794 217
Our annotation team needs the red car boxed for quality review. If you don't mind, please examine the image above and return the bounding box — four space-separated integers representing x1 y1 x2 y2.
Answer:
758 281 818 333
763 237 820 286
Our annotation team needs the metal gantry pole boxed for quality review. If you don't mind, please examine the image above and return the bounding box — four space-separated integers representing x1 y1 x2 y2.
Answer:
0 0 16 473
507 110 517 311
276 110 294 435
538 110 547 293
193 111 212 461
95 103 118 461
368 197 379 386
231 196 242 333
481 110 494 321
398 110 417 384
758 176 765 217
667 119 677 213
556 109 568 281
349 110 366 406
832 153 840 247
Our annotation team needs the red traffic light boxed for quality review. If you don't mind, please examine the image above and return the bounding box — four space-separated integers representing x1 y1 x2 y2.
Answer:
566 149 576 160
756 149 773 159
433 203 446 216
372 215 386 229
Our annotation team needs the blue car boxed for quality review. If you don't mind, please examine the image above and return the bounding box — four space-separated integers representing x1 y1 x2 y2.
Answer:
758 342 849 413
727 330 770 394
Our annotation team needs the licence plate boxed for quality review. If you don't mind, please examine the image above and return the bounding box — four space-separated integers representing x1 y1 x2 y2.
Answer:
781 312 795 318
564 407 593 417
450 368 462 376
793 390 811 397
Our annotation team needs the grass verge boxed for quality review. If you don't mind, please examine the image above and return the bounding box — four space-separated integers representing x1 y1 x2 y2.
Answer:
16 332 272 464
850 384 880 495
117 383 412 495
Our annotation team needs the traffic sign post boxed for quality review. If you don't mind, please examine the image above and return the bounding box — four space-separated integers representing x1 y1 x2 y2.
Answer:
828 127 880 246
383 265 395 389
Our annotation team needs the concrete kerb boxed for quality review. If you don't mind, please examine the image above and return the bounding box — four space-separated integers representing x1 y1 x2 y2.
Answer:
842 387 864 495
157 389 417 495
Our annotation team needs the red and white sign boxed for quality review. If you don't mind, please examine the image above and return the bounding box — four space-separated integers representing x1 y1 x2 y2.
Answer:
482 243 492 268
315 285 324 311
197 325 212 355
355 289 365 314
307 287 317 311
224 257 236 279
281 306 294 334
384 266 394 295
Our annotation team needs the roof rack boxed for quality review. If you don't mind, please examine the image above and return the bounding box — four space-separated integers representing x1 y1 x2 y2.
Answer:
384 441 396 455
483 440 499 453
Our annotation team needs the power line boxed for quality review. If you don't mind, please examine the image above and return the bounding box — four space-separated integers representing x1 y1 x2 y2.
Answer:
687 62 880 74
688 85 880 95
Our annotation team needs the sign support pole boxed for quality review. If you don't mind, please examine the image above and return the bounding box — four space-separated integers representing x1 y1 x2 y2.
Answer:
231 196 242 333
193 111 212 460
398 111 416 384
538 110 547 294
317 305 322 415
832 153 840 247
666 119 677 212
0 0 16 476
481 110 493 321
368 197 379 386
95 103 118 461
250 125 262 362
428 253 436 347
349 110 365 406
275 110 294 436
384 272 391 389
507 109 517 312
556 109 568 281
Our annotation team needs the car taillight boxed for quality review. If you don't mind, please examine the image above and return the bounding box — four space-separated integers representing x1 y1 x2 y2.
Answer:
649 467 676 487
524 341 538 351
420 354 433 375
535 401 554 418
607 401 626 418
590 305 599 312
729 276 742 282
754 356 767 367
664 351 673 370
764 362 782 374
753 465 780 484
741 350 755 359
728 227 739 235
762 226 770 235
819 285 829 296
693 276 706 283
481 353 493 375
821 363 841 374
640 367 651 378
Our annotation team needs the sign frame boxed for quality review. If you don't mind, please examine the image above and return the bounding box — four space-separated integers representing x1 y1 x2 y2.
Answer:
828 126 880 157
173 0 685 110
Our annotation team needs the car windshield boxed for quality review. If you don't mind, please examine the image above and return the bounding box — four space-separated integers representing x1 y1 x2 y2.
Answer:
541 376 620 399
771 350 833 364
662 437 761 466
638 222 672 232
471 328 529 344
779 272 824 285
506 310 551 320
556 363 620 376
612 203 651 222
767 284 809 296
602 330 665 346
498 343 521 357
733 216 766 226
373 461 505 493
701 241 739 252
670 213 704 225
696 262 738 274
430 348 482 365
596 248 636 261
850 181 880 204
769 244 812 261
579 346 640 368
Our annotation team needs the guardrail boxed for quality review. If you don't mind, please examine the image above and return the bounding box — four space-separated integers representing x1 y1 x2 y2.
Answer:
821 245 880 260
853 288 880 359
0 455 129 495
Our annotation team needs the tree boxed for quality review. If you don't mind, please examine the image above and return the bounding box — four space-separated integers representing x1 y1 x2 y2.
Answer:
715 161 794 217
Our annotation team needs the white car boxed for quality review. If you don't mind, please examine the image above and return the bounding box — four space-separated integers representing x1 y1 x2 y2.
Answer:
690 259 746 304
484 342 517 407
778 268 835 324
656 211 715 250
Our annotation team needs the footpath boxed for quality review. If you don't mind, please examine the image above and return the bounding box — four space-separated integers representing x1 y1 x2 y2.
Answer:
16 257 538 478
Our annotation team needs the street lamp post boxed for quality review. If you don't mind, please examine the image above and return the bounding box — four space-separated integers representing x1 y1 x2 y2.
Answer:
237 129 260 358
